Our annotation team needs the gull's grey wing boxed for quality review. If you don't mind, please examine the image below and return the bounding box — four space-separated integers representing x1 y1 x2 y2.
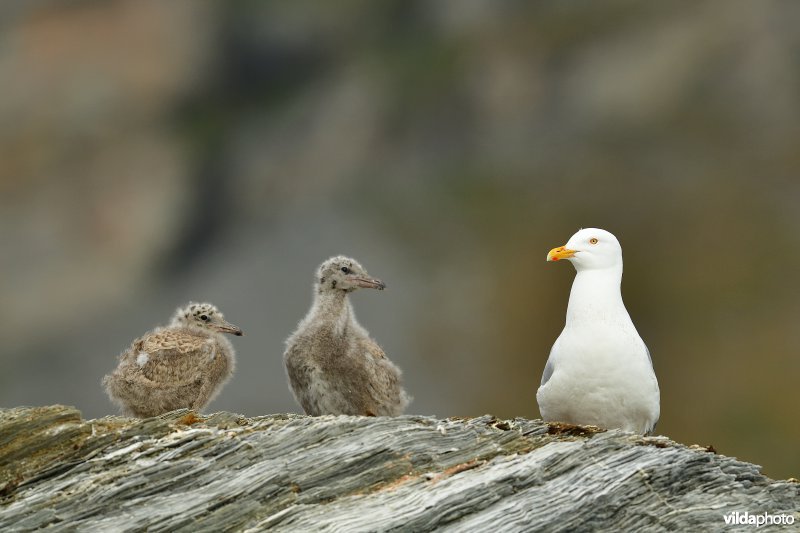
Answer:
540 357 555 387
644 344 658 434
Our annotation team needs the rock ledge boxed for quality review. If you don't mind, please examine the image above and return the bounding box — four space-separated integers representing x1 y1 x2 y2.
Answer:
0 406 797 531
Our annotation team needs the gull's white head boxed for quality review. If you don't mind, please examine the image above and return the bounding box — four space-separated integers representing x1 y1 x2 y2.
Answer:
547 228 622 271
316 256 386 294
170 302 243 336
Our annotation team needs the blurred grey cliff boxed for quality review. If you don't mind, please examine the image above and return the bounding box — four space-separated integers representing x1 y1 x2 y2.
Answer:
1 1 798 478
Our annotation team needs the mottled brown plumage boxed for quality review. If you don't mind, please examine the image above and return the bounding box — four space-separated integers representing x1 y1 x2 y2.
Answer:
284 256 411 416
102 302 242 418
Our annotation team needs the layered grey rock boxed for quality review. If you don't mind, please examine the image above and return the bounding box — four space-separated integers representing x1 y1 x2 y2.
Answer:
0 406 797 532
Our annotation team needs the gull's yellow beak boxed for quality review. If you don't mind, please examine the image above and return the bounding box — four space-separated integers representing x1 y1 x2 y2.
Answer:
547 245 577 262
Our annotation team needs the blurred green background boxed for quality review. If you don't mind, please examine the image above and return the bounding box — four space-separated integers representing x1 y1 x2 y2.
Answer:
1 1 798 479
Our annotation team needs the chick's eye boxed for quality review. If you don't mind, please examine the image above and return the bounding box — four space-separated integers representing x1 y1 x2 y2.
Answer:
589 238 599 245
340 267 350 274
200 315 208 321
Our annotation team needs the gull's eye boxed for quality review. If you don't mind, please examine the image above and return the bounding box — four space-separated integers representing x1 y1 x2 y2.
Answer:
589 238 599 245
200 315 209 321
341 267 350 274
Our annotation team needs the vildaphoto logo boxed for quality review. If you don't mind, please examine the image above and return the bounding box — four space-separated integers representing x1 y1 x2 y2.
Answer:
723 511 795 527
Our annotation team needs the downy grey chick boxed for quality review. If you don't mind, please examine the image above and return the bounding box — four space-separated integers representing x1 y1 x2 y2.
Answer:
284 256 410 416
102 302 242 418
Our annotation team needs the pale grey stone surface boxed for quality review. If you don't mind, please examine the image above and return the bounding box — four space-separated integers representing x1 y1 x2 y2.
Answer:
0 406 797 532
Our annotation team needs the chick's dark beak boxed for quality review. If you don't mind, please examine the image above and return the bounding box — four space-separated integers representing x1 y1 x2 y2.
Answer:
353 277 386 290
215 320 244 336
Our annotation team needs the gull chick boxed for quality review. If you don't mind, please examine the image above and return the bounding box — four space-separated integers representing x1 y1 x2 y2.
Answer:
102 302 242 418
537 228 660 434
284 256 410 416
